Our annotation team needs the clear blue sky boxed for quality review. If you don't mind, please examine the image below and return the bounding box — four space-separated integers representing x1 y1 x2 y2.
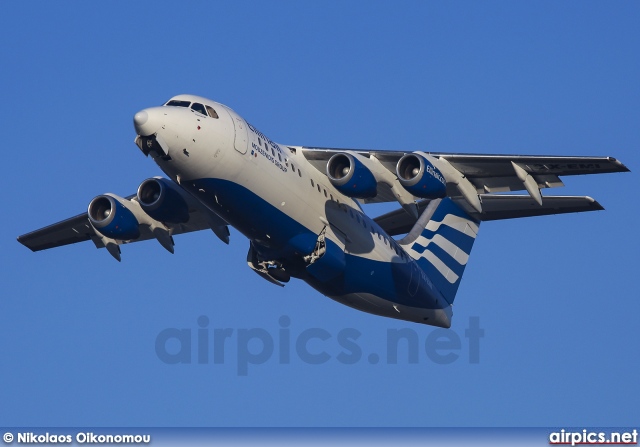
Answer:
1 1 638 427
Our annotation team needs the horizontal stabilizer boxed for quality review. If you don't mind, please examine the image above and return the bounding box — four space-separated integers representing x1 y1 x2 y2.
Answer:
376 195 604 236
470 194 603 221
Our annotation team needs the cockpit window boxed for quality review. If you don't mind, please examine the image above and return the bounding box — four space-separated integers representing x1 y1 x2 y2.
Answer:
165 100 191 107
206 105 219 119
191 103 207 115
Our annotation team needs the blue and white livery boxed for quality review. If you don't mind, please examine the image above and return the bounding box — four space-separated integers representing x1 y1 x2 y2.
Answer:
18 95 629 327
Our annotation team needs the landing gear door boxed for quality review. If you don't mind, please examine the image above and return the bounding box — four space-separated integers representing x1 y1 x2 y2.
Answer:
225 108 248 154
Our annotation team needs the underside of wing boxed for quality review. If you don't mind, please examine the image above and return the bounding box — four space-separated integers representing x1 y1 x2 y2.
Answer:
426 153 629 193
301 147 628 195
18 178 230 260
298 146 628 215
18 206 226 252
18 213 95 251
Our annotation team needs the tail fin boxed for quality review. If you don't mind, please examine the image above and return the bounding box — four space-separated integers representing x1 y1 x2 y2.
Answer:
399 198 480 305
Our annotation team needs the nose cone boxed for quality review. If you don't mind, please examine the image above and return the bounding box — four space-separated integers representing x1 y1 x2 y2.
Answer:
134 110 148 129
133 108 162 136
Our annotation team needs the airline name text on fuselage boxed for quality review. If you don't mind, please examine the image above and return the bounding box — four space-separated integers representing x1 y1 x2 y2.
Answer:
251 142 288 173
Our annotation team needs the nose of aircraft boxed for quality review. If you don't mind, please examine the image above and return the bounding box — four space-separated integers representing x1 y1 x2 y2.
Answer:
134 110 148 128
133 108 163 136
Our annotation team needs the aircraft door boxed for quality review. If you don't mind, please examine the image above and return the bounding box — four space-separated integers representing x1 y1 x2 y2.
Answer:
225 108 248 154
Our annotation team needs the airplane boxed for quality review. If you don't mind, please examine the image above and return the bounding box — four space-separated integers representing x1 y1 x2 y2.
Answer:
17 94 629 328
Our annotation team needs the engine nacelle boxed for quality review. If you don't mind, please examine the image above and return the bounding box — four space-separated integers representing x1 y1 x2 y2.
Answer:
326 153 377 199
396 154 447 199
137 178 190 224
88 195 140 240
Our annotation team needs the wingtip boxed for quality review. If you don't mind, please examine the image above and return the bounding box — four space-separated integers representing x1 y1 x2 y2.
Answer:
608 157 631 173
585 196 605 211
16 235 37 252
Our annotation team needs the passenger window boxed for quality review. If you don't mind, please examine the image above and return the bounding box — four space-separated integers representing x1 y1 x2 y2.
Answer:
317 184 321 193
191 103 207 115
330 194 334 201
205 105 219 118
298 170 302 178
258 138 262 146
311 179 315 187
323 189 327 198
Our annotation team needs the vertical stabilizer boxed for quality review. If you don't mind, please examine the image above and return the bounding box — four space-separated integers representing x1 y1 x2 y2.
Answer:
398 198 480 304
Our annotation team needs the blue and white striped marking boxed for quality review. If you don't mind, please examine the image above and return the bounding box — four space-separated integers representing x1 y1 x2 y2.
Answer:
401 199 480 303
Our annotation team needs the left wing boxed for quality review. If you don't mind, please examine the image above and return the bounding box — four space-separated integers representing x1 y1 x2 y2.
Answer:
301 147 628 198
298 146 629 213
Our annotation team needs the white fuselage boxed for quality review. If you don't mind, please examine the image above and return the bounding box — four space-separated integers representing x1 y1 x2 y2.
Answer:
135 94 452 327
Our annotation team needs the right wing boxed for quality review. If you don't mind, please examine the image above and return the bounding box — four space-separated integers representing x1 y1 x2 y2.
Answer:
18 213 97 252
18 179 230 259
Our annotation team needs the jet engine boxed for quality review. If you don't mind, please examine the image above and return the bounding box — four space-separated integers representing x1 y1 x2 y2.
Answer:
396 154 447 199
137 178 190 223
326 153 378 199
88 195 140 240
